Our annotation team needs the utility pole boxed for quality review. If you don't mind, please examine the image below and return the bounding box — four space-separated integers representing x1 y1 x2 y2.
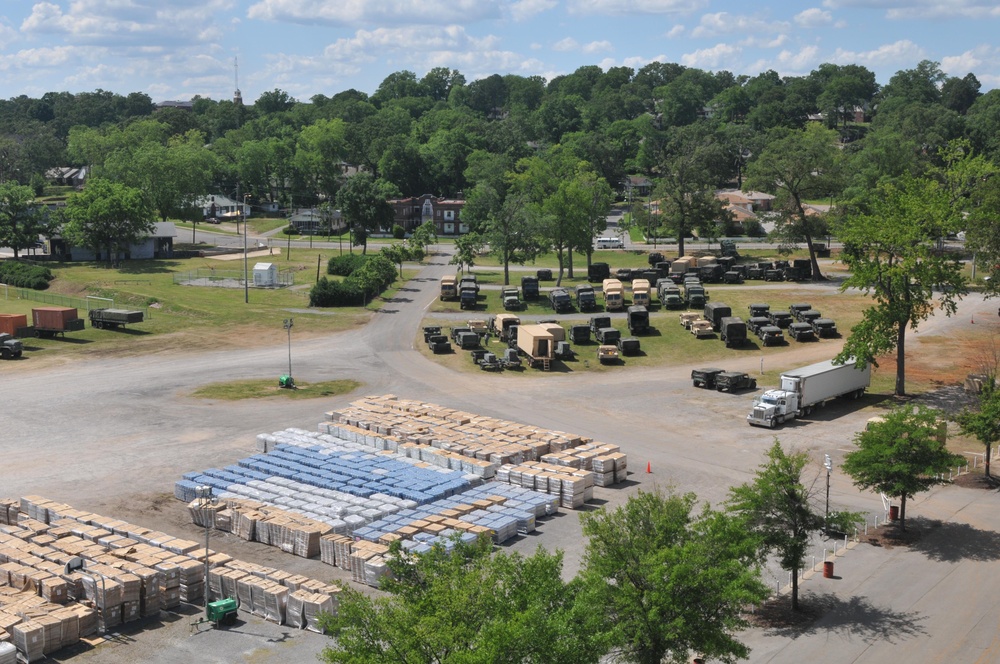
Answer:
824 454 833 522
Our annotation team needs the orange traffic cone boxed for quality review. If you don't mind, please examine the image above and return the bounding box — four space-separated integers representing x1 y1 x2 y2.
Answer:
972 314 976 324
646 462 652 473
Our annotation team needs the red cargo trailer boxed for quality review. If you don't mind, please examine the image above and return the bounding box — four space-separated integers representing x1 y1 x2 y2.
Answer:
31 307 85 338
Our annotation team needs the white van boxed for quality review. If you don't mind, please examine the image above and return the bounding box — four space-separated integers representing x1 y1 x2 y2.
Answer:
595 237 624 249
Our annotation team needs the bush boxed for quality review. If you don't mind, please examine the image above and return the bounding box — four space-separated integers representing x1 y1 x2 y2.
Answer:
392 224 406 239
282 225 300 236
327 254 368 276
309 277 365 307
0 260 54 290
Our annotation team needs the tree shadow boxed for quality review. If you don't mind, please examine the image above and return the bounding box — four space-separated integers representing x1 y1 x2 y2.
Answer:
760 592 927 644
909 520 1000 563
117 260 184 274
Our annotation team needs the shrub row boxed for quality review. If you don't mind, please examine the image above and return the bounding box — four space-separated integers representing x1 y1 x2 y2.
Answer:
0 260 54 290
311 254 398 307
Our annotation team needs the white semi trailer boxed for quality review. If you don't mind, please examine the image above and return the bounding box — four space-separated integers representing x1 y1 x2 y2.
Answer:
747 359 870 428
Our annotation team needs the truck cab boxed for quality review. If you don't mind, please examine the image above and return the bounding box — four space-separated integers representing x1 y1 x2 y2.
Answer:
575 285 597 311
460 288 478 310
627 305 649 334
440 276 457 300
521 276 540 299
549 288 573 313
747 390 799 428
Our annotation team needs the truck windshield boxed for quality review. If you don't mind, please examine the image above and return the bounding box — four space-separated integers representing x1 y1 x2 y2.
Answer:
761 395 779 405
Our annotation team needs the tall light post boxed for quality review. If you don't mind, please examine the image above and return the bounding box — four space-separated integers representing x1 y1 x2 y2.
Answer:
824 454 833 523
196 485 215 615
281 318 294 388
243 194 250 304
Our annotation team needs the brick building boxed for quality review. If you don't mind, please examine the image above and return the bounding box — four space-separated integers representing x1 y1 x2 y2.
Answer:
389 194 467 235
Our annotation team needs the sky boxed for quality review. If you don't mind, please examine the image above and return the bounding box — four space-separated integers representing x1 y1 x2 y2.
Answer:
1 0 999 105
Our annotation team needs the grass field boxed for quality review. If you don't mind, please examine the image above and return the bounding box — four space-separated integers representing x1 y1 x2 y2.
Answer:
190 378 361 400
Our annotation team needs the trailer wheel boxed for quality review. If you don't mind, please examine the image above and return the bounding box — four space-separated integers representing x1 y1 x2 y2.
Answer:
94 321 103 329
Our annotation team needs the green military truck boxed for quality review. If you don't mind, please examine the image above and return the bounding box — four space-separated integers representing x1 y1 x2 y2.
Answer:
88 308 144 329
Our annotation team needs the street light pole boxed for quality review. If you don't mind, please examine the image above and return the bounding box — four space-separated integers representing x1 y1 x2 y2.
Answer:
243 193 250 304
283 318 293 379
824 454 833 523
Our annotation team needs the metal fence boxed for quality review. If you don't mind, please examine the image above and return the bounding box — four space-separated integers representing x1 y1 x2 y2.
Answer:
1 285 151 319
173 268 295 288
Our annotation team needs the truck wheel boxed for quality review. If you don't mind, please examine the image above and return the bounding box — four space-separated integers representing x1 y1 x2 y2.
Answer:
1 349 9 359
750 380 757 389
768 419 776 429
95 321 103 329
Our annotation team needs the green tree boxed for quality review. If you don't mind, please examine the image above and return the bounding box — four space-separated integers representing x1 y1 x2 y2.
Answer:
744 124 843 279
380 243 413 278
729 441 860 612
835 174 966 396
62 178 154 266
579 488 768 664
294 118 348 203
843 406 963 530
648 125 731 257
321 535 600 664
450 232 481 275
335 173 400 254
0 182 49 258
956 384 1000 479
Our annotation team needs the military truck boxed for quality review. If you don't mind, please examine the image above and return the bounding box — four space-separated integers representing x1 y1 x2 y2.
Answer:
549 288 573 313
88 308 144 329
669 256 696 283
588 262 610 283
491 314 521 341
699 264 725 283
812 318 839 338
426 334 452 354
704 302 733 332
679 312 701 329
467 319 488 337
615 268 633 282
684 283 707 309
748 316 772 335
422 325 443 342
501 287 521 311
590 315 611 333
658 283 684 310
716 371 757 392
691 367 725 389
602 279 624 311
719 239 739 258
459 288 478 310
769 311 793 329
722 270 744 284
569 324 591 344
788 322 816 341
455 331 481 350
598 345 619 364
789 303 812 319
631 279 651 307
440 276 457 300
758 325 785 346
648 252 665 266
516 324 557 369
521 275 540 299
536 268 552 281
0 333 24 359
720 316 748 348
626 305 649 335
617 336 641 356
690 319 714 338
748 303 770 318
798 310 823 326
459 275 479 293
575 284 597 311
595 327 621 345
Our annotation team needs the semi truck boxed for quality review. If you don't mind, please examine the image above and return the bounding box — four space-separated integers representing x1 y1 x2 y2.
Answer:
747 359 871 428
88 308 144 329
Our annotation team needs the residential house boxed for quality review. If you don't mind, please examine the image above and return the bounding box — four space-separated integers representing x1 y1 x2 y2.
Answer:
195 195 251 220
289 208 344 234
623 175 653 199
49 221 177 262
389 194 467 235
45 167 88 188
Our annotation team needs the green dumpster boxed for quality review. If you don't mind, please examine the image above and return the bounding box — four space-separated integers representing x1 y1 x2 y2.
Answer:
207 597 238 623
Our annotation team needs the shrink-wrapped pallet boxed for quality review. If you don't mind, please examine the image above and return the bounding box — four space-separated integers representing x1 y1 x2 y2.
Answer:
11 621 43 663
303 592 334 633
0 642 16 664
285 590 306 629
263 583 288 624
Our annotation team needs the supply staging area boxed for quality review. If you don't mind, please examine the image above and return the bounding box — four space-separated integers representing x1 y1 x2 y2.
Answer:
2 246 1000 664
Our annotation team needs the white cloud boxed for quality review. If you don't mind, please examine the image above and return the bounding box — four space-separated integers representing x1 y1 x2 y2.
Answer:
553 37 579 52
248 0 502 25
941 46 996 75
794 8 833 27
821 0 1000 20
583 40 613 54
0 45 79 71
833 39 924 67
21 0 233 48
666 24 685 38
691 12 789 39
568 0 707 16
774 45 820 71
681 42 741 68
740 34 788 49
509 0 558 21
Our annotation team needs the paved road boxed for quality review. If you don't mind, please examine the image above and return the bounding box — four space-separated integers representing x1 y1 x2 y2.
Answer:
3 242 998 663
